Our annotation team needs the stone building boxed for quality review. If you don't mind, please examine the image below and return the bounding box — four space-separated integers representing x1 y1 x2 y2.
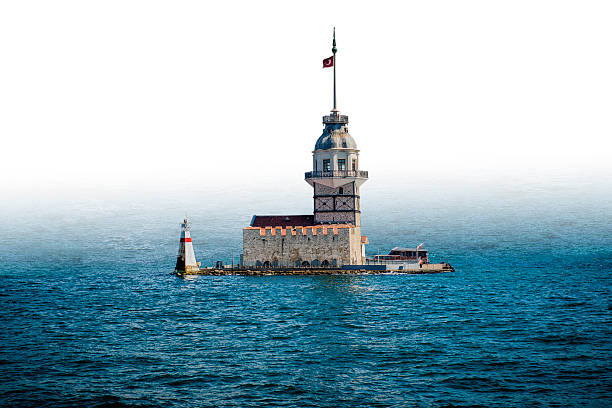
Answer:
242 32 368 267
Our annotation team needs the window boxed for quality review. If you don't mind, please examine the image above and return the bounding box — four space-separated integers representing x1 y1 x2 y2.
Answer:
338 187 343 195
352 159 356 171
323 159 331 172
338 159 346 171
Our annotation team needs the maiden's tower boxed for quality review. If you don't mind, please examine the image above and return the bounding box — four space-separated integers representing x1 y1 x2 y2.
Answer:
242 29 369 268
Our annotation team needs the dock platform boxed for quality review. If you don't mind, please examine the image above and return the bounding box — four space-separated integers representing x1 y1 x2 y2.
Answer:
176 263 454 276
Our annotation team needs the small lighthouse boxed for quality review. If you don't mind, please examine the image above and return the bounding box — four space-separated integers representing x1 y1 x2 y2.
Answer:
175 218 200 273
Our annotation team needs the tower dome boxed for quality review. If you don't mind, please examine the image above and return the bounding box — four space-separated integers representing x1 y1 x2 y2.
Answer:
315 124 358 151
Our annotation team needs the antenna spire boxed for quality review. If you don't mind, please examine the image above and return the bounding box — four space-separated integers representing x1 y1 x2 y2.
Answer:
332 27 337 111
332 27 337 54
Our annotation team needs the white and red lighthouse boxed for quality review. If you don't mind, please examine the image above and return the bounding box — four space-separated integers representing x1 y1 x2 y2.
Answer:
175 218 199 272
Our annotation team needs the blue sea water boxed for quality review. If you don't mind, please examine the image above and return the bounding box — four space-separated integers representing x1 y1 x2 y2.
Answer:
1 179 611 407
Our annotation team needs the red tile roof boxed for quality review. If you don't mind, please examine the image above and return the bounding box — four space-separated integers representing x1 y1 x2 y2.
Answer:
250 215 315 228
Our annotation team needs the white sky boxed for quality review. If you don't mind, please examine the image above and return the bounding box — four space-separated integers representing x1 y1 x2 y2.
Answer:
1 0 611 198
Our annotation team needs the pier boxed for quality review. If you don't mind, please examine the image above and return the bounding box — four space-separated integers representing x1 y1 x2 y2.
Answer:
176 263 454 276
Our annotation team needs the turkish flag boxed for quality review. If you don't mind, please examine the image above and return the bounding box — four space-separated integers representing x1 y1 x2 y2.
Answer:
323 56 334 68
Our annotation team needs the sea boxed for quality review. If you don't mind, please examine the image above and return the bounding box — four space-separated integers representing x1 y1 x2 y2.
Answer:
1 175 611 407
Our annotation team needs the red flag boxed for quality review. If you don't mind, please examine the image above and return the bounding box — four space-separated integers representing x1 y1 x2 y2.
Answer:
323 56 334 68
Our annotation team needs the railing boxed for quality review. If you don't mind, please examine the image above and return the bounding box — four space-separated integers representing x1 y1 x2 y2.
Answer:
305 170 368 179
366 259 420 266
364 259 453 272
322 114 349 124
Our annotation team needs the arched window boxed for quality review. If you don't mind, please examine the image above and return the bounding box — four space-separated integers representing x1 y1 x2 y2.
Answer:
312 259 321 267
295 260 302 267
331 259 337 266
321 260 330 267
263 261 271 268
301 261 310 267
255 260 263 267
272 260 279 268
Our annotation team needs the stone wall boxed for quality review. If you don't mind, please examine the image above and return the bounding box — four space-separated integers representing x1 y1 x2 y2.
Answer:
242 224 363 267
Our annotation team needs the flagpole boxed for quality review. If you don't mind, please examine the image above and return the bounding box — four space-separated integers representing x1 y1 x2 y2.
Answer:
332 27 337 111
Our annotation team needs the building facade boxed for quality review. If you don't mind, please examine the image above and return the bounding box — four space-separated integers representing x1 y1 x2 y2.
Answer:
243 224 363 268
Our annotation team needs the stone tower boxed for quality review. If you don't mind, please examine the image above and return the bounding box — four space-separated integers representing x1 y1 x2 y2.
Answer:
242 29 368 267
305 29 368 226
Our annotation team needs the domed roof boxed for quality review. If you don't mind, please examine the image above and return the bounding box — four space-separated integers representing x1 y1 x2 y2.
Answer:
314 126 358 151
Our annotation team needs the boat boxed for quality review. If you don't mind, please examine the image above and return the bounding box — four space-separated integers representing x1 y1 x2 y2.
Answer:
373 246 430 264
358 245 454 273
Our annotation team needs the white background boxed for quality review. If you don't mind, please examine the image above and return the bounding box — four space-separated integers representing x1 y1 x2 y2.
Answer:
1 1 610 200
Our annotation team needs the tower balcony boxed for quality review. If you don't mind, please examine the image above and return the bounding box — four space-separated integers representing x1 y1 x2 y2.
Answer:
305 170 368 179
322 114 349 124
305 170 368 188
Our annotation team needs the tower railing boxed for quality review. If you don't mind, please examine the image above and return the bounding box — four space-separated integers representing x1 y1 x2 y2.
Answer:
322 114 349 124
305 170 368 179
